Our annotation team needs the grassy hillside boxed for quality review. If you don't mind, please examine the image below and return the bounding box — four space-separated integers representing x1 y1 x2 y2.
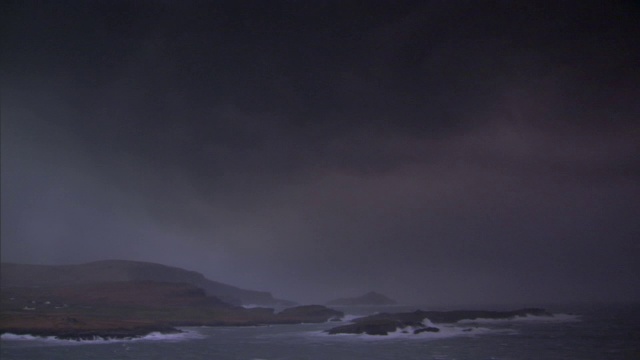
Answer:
0 281 342 339
0 260 294 306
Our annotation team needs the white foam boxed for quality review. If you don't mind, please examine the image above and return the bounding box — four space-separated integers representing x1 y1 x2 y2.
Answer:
422 317 436 327
456 313 581 324
0 328 204 345
339 314 362 322
1 333 43 341
241 304 263 309
137 330 205 342
307 324 514 341
382 324 509 340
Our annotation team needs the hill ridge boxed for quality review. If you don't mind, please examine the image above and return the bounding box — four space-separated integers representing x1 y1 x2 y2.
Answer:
0 260 295 306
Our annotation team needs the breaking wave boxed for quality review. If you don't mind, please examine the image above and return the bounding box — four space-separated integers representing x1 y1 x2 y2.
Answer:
241 304 263 309
456 313 581 324
309 326 514 341
339 314 361 322
0 328 204 344
308 319 515 341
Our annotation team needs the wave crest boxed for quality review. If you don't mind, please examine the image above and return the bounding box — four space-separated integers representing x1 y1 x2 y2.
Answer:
1 328 204 344
456 313 581 324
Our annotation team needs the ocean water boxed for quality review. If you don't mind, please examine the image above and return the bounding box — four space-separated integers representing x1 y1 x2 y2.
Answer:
2 303 639 360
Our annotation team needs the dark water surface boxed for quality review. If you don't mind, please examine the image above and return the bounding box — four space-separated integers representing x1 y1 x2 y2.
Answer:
2 304 639 359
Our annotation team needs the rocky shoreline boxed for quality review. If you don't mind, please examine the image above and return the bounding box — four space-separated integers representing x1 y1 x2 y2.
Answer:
0 261 550 341
326 308 552 335
1 306 344 340
0 282 343 341
1 326 183 341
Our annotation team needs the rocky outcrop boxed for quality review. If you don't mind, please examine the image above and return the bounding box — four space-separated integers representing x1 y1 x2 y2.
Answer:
327 319 426 335
0 282 341 340
414 327 439 334
326 291 397 306
349 308 550 324
326 308 552 335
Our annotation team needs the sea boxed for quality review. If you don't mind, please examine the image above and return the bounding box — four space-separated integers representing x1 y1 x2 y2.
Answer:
2 303 639 360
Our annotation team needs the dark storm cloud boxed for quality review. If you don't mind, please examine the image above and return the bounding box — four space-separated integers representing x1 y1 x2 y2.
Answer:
2 1 639 305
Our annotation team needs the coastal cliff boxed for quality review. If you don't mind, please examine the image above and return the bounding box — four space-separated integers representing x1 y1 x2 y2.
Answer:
0 261 343 340
1 260 295 306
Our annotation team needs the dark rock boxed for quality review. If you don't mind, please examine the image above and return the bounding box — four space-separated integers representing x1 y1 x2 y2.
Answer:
0 326 182 341
326 319 407 335
351 308 551 325
413 327 440 334
422 308 552 323
65 317 79 324
326 315 426 336
326 308 552 335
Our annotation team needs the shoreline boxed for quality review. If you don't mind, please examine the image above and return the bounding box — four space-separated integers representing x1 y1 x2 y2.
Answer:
0 326 183 341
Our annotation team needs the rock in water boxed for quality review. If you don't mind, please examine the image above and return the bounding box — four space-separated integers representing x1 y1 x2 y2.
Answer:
413 327 440 334
326 308 551 335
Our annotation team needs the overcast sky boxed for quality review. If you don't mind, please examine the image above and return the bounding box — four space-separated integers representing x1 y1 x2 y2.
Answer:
2 0 639 306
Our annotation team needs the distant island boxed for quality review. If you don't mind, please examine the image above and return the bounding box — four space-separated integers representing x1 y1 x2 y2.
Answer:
326 291 397 306
0 260 342 340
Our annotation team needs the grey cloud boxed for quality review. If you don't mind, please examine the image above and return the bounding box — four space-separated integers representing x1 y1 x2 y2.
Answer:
2 0 639 306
